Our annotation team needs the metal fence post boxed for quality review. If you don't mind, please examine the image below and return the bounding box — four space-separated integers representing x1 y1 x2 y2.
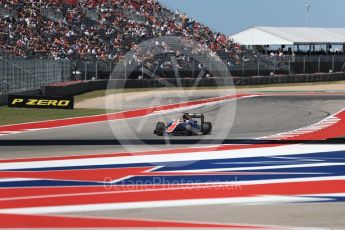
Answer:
288 57 291 75
209 59 212 73
332 55 335 72
318 56 321 73
242 61 244 77
84 62 87 80
124 58 127 79
68 60 71 81
141 62 144 79
95 61 98 80
225 61 228 77
192 59 195 78
303 56 306 74
273 58 276 74
257 56 260 76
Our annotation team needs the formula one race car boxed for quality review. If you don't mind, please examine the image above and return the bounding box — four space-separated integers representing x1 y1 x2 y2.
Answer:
154 113 212 136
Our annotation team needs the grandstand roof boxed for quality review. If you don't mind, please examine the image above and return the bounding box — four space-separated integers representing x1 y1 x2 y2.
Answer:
230 27 345 46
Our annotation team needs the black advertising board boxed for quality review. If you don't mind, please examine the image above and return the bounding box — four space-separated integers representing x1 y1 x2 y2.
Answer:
8 95 74 109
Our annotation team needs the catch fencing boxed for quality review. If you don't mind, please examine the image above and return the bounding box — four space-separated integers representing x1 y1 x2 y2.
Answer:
0 56 71 95
228 55 345 77
1 54 345 96
71 55 345 80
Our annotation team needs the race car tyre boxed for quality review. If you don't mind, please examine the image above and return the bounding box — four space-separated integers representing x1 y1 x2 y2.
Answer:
202 122 212 135
155 122 166 136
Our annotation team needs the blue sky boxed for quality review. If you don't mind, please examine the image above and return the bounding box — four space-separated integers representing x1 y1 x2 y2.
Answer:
159 0 345 35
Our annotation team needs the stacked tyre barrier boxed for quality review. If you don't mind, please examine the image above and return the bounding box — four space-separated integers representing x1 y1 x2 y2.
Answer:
41 72 345 97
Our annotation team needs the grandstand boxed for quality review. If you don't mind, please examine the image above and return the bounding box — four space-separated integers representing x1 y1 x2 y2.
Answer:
1 0 345 101
0 0 237 61
0 0 246 96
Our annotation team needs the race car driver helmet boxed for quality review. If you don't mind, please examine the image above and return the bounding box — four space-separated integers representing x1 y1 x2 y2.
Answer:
183 113 191 121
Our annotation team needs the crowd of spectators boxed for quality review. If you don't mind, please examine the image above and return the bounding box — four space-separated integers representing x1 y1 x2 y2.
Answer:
0 0 240 65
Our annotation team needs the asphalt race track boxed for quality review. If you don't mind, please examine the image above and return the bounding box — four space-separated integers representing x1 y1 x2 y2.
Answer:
1 94 345 155
1 93 345 229
1 94 345 157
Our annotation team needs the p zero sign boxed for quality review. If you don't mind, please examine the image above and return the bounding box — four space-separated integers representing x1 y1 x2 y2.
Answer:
8 95 74 109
